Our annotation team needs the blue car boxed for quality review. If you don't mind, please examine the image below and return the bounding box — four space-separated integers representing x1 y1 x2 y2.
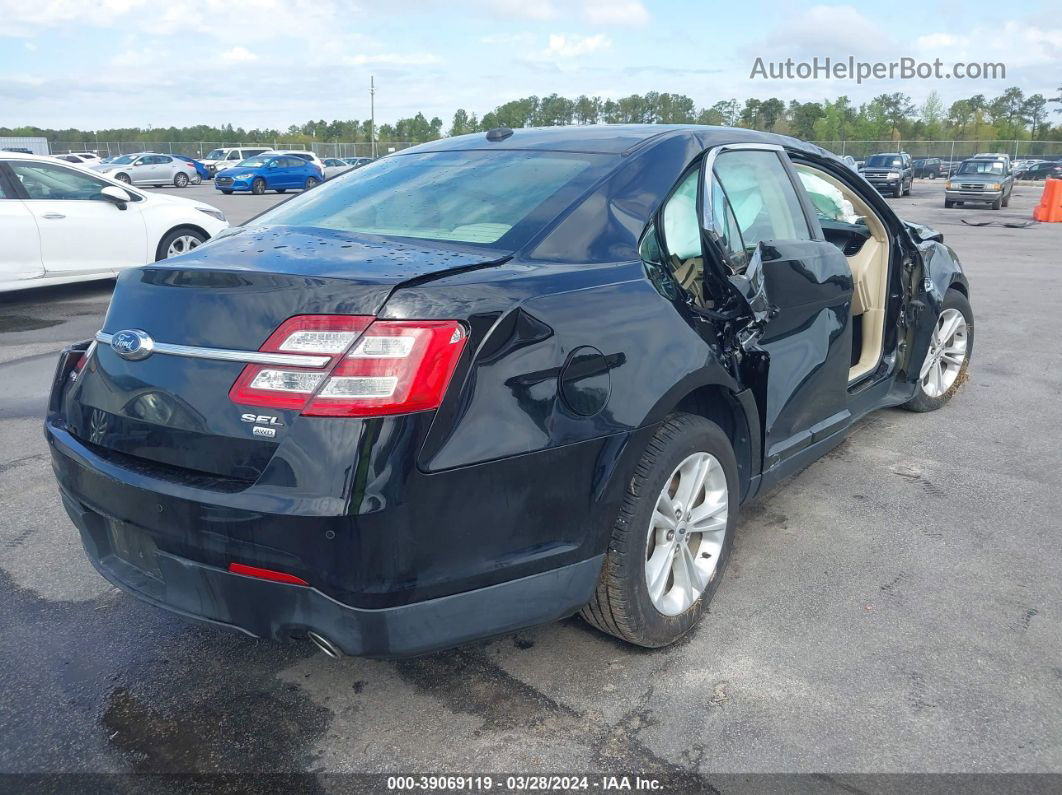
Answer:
215 154 322 195
173 154 209 183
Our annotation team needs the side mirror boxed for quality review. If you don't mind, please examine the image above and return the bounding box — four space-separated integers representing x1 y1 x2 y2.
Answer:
100 185 131 210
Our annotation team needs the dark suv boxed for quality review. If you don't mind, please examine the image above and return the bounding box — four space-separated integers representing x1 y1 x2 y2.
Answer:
913 158 943 179
861 152 914 197
47 126 972 657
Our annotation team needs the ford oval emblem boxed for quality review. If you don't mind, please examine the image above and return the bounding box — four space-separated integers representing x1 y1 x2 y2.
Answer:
111 329 154 361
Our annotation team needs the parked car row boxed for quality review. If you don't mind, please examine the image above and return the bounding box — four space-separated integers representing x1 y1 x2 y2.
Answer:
0 151 228 292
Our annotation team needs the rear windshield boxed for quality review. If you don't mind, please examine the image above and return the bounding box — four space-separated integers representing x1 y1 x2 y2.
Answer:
958 160 1004 175
255 150 609 247
865 155 903 168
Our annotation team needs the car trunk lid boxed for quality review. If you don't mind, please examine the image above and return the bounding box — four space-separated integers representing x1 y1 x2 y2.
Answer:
64 227 505 481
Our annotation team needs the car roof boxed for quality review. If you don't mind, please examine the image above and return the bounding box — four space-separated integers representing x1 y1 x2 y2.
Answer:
402 124 830 158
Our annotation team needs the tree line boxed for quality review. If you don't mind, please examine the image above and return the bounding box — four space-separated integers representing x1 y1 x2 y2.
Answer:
6 86 1061 147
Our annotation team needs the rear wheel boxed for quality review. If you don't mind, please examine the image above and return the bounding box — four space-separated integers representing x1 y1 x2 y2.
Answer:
156 227 208 261
251 177 266 195
580 413 737 648
304 176 319 190
174 172 189 188
902 288 973 412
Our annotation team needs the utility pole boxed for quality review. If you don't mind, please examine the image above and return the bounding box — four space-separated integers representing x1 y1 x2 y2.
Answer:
370 74 376 159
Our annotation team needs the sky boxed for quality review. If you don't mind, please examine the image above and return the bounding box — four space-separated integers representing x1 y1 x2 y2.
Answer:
1 0 1059 131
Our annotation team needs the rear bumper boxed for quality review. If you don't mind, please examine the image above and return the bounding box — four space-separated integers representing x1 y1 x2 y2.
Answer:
46 418 618 657
62 488 600 657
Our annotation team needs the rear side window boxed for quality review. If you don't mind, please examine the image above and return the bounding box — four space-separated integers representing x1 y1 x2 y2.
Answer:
257 150 608 247
10 161 110 200
712 150 810 247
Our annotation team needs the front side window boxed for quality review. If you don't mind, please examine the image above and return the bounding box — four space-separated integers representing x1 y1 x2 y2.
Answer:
712 149 810 248
256 150 607 247
205 149 225 160
10 161 111 200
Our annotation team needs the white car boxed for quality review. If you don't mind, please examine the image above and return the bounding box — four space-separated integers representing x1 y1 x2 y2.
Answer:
321 158 354 179
54 154 99 167
92 152 199 188
271 150 325 177
201 146 274 176
0 152 228 292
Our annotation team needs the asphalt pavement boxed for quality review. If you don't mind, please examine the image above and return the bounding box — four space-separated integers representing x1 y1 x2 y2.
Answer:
1 180 1060 778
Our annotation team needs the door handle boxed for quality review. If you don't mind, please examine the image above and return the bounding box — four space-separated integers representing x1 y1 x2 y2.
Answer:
41 212 66 219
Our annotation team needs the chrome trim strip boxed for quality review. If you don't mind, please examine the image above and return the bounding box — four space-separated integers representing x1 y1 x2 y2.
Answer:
95 332 332 368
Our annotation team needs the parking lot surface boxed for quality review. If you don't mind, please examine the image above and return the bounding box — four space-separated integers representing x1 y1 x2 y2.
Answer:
1 180 1060 776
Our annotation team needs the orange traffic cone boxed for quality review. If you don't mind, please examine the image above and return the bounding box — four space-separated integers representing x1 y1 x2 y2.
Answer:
1033 178 1062 222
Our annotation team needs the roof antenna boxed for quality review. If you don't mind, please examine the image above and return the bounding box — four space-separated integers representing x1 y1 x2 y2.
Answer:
485 127 514 142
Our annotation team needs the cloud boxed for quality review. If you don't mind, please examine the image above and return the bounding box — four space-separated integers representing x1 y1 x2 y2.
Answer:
222 46 258 62
537 32 612 59
487 0 557 21
914 21 1062 69
582 0 648 25
755 5 894 59
24 41 36 51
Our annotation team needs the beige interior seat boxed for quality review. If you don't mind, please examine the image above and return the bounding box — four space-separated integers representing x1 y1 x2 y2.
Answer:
795 165 891 381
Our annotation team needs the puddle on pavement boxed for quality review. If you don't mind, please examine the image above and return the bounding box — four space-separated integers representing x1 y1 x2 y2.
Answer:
0 315 63 333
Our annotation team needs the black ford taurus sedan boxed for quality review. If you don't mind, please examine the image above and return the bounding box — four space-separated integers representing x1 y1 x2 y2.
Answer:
46 125 972 657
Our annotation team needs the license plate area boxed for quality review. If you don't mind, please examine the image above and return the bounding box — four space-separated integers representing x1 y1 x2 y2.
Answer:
108 521 162 581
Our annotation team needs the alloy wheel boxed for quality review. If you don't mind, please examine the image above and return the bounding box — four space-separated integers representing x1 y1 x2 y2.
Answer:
645 452 728 616
919 308 968 398
165 234 202 258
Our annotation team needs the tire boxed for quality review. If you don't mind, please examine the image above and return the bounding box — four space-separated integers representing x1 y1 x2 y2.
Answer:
905 179 913 196
115 173 131 184
174 172 189 188
991 197 1002 210
580 413 738 648
1002 192 1010 208
894 181 903 198
192 174 202 185
276 189 287 194
944 200 955 208
251 178 266 195
221 189 233 194
304 176 319 190
156 227 208 261
901 288 974 413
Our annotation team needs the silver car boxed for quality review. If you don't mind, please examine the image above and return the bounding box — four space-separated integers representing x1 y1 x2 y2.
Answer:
92 152 198 188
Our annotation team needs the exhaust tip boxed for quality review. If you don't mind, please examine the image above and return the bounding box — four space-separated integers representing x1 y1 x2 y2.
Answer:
307 630 343 659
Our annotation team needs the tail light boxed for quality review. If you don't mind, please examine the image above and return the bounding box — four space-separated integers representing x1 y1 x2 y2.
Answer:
229 314 467 417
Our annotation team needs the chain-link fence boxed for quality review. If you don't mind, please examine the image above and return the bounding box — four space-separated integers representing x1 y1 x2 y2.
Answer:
51 141 419 158
51 138 1062 163
811 140 1062 162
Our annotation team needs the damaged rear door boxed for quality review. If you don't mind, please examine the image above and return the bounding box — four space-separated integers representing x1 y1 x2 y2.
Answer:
699 144 855 479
